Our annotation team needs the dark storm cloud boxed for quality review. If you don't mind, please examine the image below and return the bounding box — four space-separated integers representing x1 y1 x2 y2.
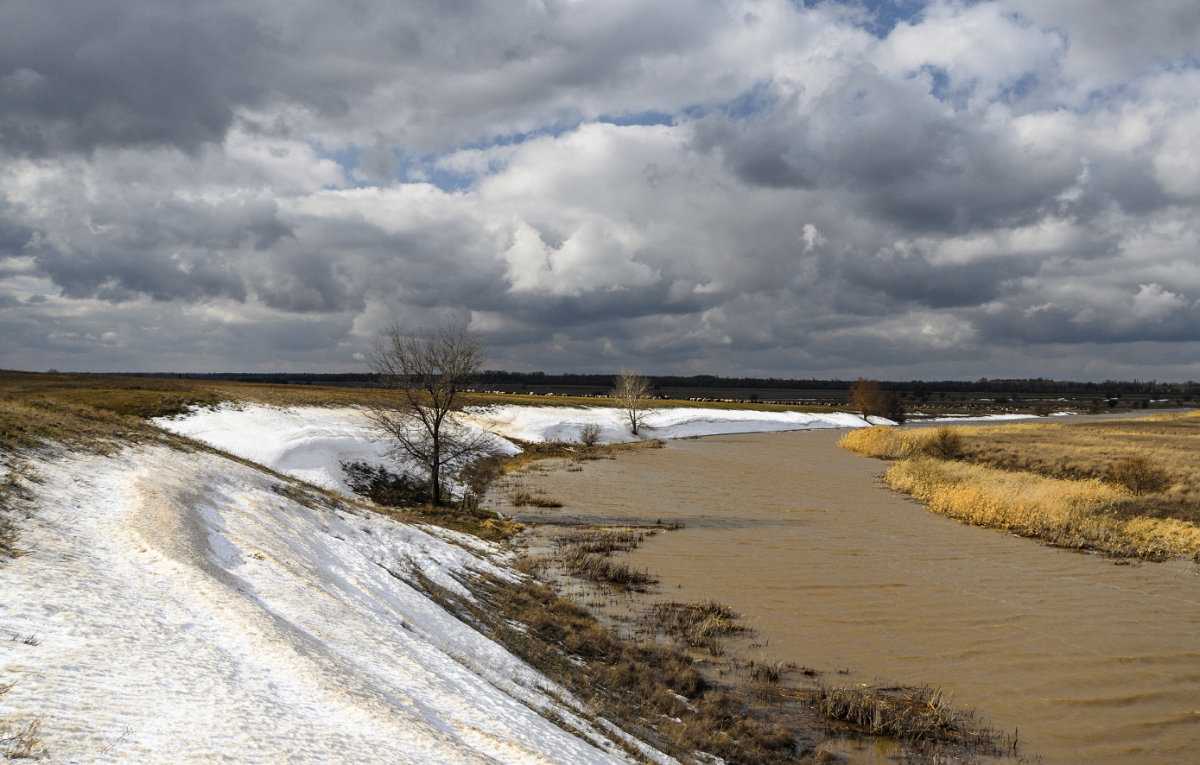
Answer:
0 0 268 155
0 202 33 257
0 0 742 158
840 252 1033 309
24 196 296 303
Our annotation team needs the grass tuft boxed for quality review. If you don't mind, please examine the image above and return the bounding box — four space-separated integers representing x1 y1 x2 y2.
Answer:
650 600 746 653
814 684 1008 754
508 490 564 508
1 684 47 761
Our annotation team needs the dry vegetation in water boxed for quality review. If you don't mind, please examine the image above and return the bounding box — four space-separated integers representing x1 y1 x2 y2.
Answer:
813 684 1012 754
649 600 747 655
554 529 658 590
839 413 1200 560
420 567 1009 765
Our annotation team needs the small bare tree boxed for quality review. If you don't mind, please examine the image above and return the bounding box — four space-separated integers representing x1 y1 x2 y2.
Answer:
849 378 905 423
578 422 602 447
366 319 496 506
611 367 652 435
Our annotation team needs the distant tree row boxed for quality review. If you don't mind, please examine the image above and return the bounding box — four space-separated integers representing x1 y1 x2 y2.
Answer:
112 370 1200 399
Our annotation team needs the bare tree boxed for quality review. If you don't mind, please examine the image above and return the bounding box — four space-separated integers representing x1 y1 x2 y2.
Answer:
611 367 652 435
366 319 495 506
848 378 905 423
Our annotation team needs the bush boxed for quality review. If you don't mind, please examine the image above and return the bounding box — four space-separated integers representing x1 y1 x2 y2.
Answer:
921 426 963 460
340 460 431 506
578 422 601 446
1107 454 1171 496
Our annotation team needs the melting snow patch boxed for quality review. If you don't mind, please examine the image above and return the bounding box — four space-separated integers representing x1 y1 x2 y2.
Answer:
0 445 656 764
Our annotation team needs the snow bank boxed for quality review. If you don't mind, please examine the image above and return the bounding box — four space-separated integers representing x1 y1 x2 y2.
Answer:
0 445 656 763
153 403 518 495
459 404 877 444
154 403 876 496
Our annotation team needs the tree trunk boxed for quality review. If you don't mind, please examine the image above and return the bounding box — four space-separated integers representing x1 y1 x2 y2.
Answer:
430 433 441 505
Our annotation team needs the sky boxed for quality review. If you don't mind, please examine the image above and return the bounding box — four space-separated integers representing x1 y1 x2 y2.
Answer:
2 0 1199 381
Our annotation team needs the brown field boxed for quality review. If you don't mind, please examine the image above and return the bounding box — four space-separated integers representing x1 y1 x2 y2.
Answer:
839 413 1200 560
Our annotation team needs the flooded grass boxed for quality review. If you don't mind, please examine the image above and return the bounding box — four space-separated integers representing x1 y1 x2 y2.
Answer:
507 489 564 508
649 600 747 653
814 685 1012 754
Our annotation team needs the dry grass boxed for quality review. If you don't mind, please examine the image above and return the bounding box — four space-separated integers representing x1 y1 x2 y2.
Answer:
0 462 37 562
558 548 657 590
843 413 1200 560
649 600 746 652
0 683 46 761
553 528 644 554
838 425 962 460
508 490 563 508
837 426 925 459
552 527 658 590
814 684 1007 753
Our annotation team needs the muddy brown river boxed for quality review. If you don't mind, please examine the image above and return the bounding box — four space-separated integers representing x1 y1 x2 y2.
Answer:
507 429 1200 764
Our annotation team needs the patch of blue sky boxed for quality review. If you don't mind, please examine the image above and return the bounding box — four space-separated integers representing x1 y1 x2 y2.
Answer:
595 109 676 128
815 0 930 37
709 81 778 122
998 71 1042 104
911 64 978 110
311 143 368 189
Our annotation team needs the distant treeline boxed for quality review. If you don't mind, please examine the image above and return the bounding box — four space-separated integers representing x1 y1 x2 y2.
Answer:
117 370 1199 397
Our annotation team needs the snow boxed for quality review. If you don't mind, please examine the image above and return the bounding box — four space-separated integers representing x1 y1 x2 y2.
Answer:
1 445 661 763
459 404 878 444
153 402 879 493
153 403 522 496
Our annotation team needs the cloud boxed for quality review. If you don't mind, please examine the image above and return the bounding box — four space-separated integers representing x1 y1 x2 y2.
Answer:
2 0 1200 379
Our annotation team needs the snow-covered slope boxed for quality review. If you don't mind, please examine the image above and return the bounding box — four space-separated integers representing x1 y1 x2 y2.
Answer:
0 444 660 764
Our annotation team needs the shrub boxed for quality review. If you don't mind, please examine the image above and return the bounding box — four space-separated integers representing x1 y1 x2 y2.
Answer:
921 426 963 460
340 460 431 506
1107 454 1171 496
578 422 601 446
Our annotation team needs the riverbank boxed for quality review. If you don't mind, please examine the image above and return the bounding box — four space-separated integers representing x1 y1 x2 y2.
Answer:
839 412 1200 560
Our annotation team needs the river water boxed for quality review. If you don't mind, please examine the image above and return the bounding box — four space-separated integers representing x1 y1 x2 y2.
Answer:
508 429 1200 764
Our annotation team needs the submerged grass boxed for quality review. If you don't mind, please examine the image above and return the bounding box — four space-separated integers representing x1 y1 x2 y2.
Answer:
840 413 1200 560
814 684 1010 753
649 600 747 652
